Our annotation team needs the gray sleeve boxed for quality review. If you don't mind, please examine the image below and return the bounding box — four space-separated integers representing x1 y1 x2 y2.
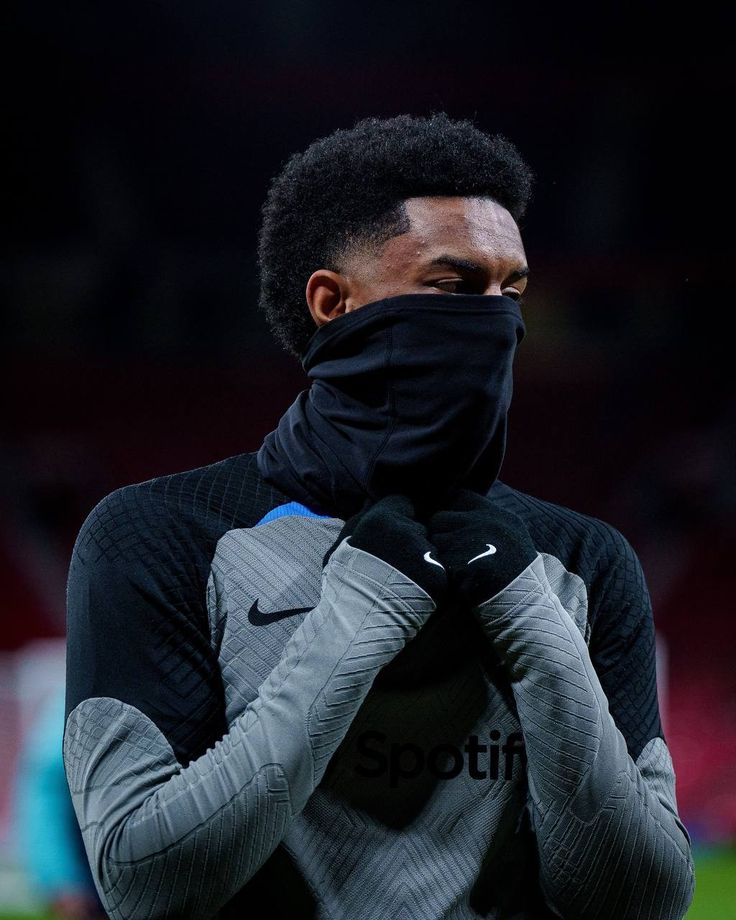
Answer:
63 536 434 920
473 553 695 920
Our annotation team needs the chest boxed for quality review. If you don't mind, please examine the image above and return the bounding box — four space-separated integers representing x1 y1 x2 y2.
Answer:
207 516 590 813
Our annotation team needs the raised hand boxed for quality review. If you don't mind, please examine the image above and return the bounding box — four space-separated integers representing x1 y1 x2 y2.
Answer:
324 494 448 605
427 488 538 609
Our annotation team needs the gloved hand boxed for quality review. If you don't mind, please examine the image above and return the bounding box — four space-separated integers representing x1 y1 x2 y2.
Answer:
323 494 448 605
427 488 538 609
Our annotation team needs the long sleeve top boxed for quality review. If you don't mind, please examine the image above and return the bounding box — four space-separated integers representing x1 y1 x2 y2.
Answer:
63 451 695 918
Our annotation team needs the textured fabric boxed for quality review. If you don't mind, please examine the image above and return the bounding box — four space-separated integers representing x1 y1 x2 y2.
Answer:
474 554 693 917
257 292 525 519
63 452 694 918
65 534 435 918
324 494 448 601
491 484 666 763
427 487 539 606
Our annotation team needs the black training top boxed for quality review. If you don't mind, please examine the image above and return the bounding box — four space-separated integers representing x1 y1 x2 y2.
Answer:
63 451 693 919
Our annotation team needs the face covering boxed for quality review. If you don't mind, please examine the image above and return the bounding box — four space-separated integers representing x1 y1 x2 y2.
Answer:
256 292 526 519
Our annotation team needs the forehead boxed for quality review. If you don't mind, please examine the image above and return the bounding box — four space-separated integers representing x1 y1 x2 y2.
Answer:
399 195 524 259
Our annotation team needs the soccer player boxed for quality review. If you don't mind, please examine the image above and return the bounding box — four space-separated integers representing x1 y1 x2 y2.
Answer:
63 113 695 918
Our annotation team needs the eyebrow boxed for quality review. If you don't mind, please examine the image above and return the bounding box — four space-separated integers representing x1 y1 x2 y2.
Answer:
425 254 530 281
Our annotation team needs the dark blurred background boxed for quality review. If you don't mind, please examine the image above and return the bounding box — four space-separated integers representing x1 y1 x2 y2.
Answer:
1 2 734 916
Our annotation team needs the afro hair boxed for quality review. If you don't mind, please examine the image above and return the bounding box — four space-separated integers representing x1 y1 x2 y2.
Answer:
257 112 533 358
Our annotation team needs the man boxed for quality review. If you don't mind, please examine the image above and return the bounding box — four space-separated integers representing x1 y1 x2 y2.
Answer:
63 113 695 918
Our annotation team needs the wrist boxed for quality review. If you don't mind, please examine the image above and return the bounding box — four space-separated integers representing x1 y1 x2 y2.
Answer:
471 553 547 629
325 535 439 617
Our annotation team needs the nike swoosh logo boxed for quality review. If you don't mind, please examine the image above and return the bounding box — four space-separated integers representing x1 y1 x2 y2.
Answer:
423 550 446 570
467 544 497 564
248 599 313 626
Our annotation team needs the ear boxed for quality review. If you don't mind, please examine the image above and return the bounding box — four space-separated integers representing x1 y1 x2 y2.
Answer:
306 269 351 327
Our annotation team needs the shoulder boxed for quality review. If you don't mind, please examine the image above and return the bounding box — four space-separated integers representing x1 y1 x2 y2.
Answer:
491 478 641 572
72 451 293 571
490 479 649 624
64 452 296 748
67 451 298 644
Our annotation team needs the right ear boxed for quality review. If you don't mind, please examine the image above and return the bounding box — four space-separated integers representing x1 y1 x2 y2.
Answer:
306 269 351 327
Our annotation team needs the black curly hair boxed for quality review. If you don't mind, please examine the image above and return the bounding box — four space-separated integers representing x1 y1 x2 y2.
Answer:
257 112 534 358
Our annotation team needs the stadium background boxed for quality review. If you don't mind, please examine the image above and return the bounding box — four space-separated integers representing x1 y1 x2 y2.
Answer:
2 2 734 917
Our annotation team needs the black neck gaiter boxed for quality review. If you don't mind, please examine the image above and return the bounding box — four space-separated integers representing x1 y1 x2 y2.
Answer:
257 292 526 519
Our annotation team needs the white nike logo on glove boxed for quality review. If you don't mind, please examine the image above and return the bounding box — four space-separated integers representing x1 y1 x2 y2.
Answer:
423 550 446 570
467 544 497 564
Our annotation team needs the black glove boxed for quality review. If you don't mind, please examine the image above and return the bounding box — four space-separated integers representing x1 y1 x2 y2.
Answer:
323 494 448 604
427 488 538 609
